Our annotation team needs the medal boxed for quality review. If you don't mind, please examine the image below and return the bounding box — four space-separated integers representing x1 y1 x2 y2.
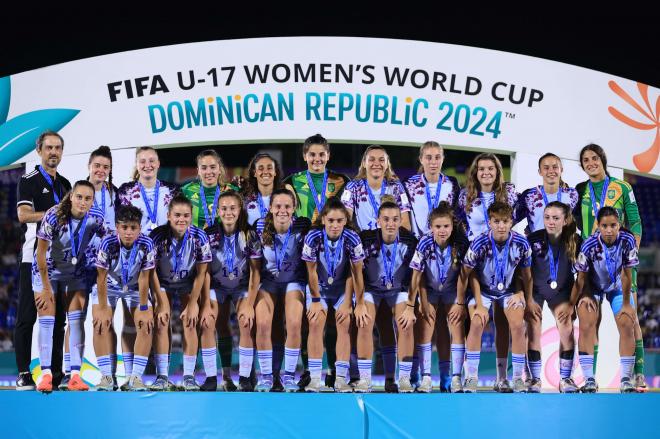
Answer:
200 183 221 228
122 285 128 293
224 232 238 281
274 226 292 276
121 243 139 292
306 170 329 214
381 235 398 290
38 165 61 203
600 234 620 287
228 273 236 280
172 229 189 282
588 177 610 219
386 282 393 290
172 274 179 281
490 232 512 293
423 174 444 212
327 276 334 285
71 257 78 265
550 281 558 289
68 214 88 268
434 242 451 286
139 180 160 229
365 179 387 224
323 230 343 287
497 282 504 291
547 239 561 291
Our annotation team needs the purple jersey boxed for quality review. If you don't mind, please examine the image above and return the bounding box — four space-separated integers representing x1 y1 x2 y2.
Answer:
457 183 519 241
403 173 460 238
516 186 579 234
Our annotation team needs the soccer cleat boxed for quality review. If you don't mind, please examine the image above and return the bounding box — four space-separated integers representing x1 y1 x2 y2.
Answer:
493 378 513 393
527 378 541 393
222 376 237 392
96 375 115 391
512 378 527 393
37 374 53 393
128 375 148 391
384 377 398 393
305 376 322 393
200 376 218 392
634 373 648 393
255 375 273 392
439 374 452 393
282 374 299 392
333 376 353 393
398 376 414 393
417 375 433 393
58 374 71 391
16 372 36 391
581 377 598 393
559 377 578 393
325 372 336 389
270 374 284 392
68 374 90 391
450 375 463 393
353 378 372 393
112 376 119 391
620 377 635 393
297 370 311 390
463 377 478 393
119 381 130 391
182 375 200 391
149 375 170 391
238 376 254 392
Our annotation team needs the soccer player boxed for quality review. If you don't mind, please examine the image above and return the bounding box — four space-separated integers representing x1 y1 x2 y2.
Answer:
574 144 646 391
149 195 211 391
410 202 470 393
243 153 284 226
354 198 417 393
527 201 581 393
251 189 311 392
33 180 106 392
203 190 261 391
458 202 532 393
301 197 365 392
572 207 638 393
516 153 579 234
92 205 155 391
457 153 519 392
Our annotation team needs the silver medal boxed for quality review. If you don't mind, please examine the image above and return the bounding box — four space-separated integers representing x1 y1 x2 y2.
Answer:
386 282 393 289
71 257 77 265
550 281 557 290
172 274 179 282
228 273 236 280
327 276 334 285
497 282 504 291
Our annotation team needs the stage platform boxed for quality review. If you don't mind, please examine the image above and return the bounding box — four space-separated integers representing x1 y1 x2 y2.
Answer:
2 391 658 438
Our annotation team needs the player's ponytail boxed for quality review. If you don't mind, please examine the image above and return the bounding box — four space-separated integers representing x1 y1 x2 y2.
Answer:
261 189 296 247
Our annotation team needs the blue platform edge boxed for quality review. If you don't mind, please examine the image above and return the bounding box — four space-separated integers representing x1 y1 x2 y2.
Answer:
3 392 658 439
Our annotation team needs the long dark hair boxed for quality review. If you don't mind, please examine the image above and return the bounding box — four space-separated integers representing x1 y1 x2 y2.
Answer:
56 180 95 226
312 196 356 232
465 153 508 212
428 201 460 262
218 190 249 241
88 145 114 205
261 188 296 247
545 201 579 263
243 153 283 197
579 143 610 177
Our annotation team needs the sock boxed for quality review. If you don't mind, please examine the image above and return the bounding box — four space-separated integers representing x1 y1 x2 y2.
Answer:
335 361 349 379
450 344 465 376
592 344 598 374
132 355 148 378
239 346 254 378
272 344 284 375
465 351 480 378
309 358 323 379
97 355 112 376
156 353 169 376
257 350 273 376
398 361 413 380
511 353 526 379
620 356 635 379
527 350 542 380
67 310 84 372
417 343 432 376
439 360 451 381
202 348 217 378
349 351 359 380
110 354 117 376
410 353 419 383
38 316 55 373
579 353 594 379
358 359 372 380
217 336 233 370
559 350 574 379
634 339 645 375
284 347 300 375
496 357 508 381
183 355 197 376
324 325 337 372
381 345 397 378
122 352 134 376
64 352 71 374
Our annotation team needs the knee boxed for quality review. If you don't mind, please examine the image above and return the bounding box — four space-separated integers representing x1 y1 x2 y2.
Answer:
256 317 272 336
286 316 302 333
508 319 525 336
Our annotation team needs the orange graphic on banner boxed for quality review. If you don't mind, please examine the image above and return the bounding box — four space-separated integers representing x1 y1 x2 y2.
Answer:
608 81 660 173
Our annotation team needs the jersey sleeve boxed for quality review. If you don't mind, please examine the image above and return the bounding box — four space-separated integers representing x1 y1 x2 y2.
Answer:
622 234 639 268
246 230 263 259
514 189 531 226
574 241 591 273
340 181 357 211
463 238 485 269
622 183 642 239
36 208 58 242
96 236 113 270
409 247 426 272
395 181 411 213
346 229 365 262
196 232 212 264
519 238 532 268
301 231 319 262
140 238 156 271
17 176 35 208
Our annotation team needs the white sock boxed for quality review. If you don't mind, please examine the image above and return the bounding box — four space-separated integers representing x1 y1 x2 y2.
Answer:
579 355 594 379
466 351 480 378
398 361 413 380
451 344 465 376
183 355 197 376
132 355 148 377
496 357 508 380
64 352 71 374
417 343 432 375
381 345 397 378
272 344 284 375
620 356 635 379
38 316 55 372
512 354 526 379
358 359 372 380
335 361 349 379
67 310 84 372
257 350 273 376
201 348 217 378
122 352 134 376
97 355 112 376
529 360 542 380
156 353 169 376
110 354 117 376
284 347 300 375
309 358 323 379
238 346 254 378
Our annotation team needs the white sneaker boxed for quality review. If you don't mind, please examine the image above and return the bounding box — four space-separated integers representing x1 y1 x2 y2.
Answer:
305 377 321 393
333 376 353 393
450 375 463 393
353 377 372 393
417 375 433 393
96 375 114 391
398 376 414 393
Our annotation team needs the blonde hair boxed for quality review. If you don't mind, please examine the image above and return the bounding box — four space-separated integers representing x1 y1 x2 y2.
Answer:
132 146 159 181
417 141 444 173
354 145 398 182
465 153 508 212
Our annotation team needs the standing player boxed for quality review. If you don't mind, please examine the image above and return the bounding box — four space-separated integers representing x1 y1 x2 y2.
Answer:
243 153 284 226
301 197 365 392
354 198 417 393
410 202 470 393
149 195 211 391
572 207 638 393
92 205 155 391
33 180 106 391
527 202 581 393
574 144 646 391
458 202 532 393
251 189 311 392
457 153 519 392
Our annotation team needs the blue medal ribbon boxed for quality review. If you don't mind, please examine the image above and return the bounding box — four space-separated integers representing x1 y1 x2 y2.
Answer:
172 229 190 280
94 185 107 217
480 192 494 228
365 179 387 219
538 185 562 206
588 177 610 218
380 235 399 289
599 234 620 286
68 214 89 265
257 192 269 218
490 232 512 291
424 174 444 212
306 171 329 214
224 231 237 278
199 183 221 228
139 180 160 225
323 230 343 284
434 243 451 285
121 243 139 288
275 225 292 274
38 165 61 203
547 241 561 287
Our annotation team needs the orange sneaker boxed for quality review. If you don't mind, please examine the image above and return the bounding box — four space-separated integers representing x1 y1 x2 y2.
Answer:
68 374 90 391
37 374 53 393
